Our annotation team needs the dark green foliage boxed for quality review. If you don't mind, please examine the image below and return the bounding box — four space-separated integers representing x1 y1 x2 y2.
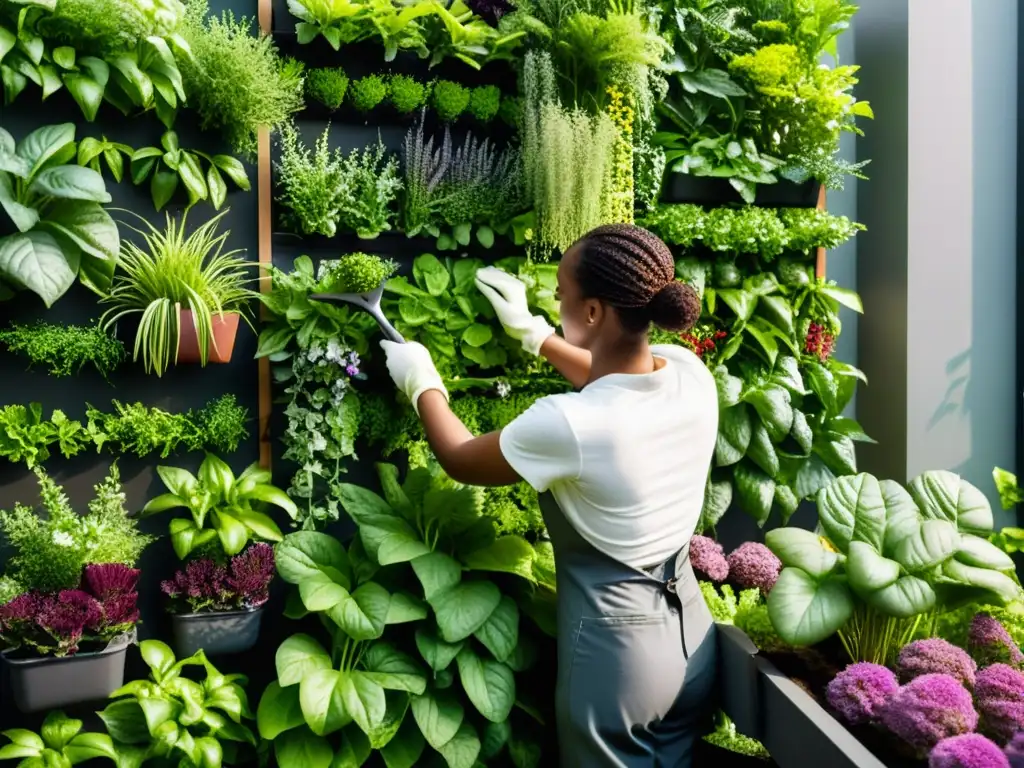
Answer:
388 74 428 114
432 79 470 121
0 322 125 379
305 67 349 109
468 85 501 121
349 74 388 112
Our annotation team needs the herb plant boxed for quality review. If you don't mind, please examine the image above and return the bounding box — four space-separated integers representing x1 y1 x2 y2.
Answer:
0 465 152 595
99 640 259 768
432 79 470 121
0 711 118 765
143 453 295 558
766 471 1021 663
77 136 134 183
126 131 251 211
161 543 275 614
0 404 87 468
0 322 125 379
0 123 119 306
388 74 428 114
349 74 388 113
468 84 501 121
179 0 304 158
305 67 349 109
99 210 256 376
257 463 547 767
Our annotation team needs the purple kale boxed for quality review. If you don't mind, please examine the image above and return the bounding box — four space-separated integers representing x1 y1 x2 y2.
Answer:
727 542 782 593
0 592 42 628
161 558 229 611
898 639 979 689
227 543 275 609
37 590 103 655
880 674 979 756
970 614 1024 669
101 591 140 628
930 734 1010 768
1005 732 1024 767
83 563 140 600
691 534 729 583
826 662 900 725
975 664 1024 744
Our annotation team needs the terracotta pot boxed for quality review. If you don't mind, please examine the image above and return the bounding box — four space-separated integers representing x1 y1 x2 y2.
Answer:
177 309 239 364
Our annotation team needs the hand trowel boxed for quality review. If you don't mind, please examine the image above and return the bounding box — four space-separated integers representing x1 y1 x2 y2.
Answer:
309 281 405 343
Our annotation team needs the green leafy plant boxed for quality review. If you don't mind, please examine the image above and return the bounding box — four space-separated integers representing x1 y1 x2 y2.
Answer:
0 711 118 767
142 453 295 558
431 78 470 121
0 464 152 594
99 210 256 376
990 467 1024 554
0 321 125 379
76 136 133 183
467 84 500 121
0 122 120 306
86 394 249 458
765 471 1021 663
99 640 259 768
257 462 548 768
276 126 402 239
350 73 388 113
126 131 250 211
0 403 86 468
387 73 428 114
178 0 304 158
305 67 349 109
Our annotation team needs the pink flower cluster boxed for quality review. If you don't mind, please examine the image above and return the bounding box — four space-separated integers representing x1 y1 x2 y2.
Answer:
0 564 140 657
161 543 275 615
690 535 781 594
970 614 1024 669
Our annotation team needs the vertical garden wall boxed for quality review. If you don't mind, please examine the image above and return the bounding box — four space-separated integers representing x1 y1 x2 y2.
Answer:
0 0 912 766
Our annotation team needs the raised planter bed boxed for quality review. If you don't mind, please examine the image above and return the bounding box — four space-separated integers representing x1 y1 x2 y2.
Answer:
171 606 265 658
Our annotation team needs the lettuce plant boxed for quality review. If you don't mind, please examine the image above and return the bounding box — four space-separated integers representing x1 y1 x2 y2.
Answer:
143 453 295 558
765 471 1021 663
0 123 119 306
99 640 258 768
257 462 547 768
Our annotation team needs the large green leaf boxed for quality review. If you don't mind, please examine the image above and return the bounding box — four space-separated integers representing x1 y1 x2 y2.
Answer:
0 230 77 306
816 473 883 552
275 532 351 589
327 582 390 641
332 727 372 768
275 634 332 688
415 626 464 672
764 528 839 579
941 559 1021 606
362 643 427 695
881 479 921 554
257 682 305 740
473 596 519 662
430 581 501 643
299 669 352 736
410 689 464 750
908 470 994 534
865 575 936 618
16 122 74 177
340 672 387 735
212 509 249 555
462 536 536 582
745 421 779 478
742 384 793 442
767 569 854 646
715 404 752 467
437 722 481 768
386 592 428 624
955 534 1015 572
31 165 110 202
734 461 774 526
273 728 333 768
845 541 900 595
0 173 38 230
455 648 515 723
411 552 462 600
892 519 959 573
380 717 425 768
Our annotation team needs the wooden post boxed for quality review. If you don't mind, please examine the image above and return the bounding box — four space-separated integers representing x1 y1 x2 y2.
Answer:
256 0 273 470
814 185 827 278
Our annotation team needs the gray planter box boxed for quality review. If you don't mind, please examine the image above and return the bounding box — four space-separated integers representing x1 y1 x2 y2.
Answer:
171 606 264 658
2 631 134 713
716 625 887 768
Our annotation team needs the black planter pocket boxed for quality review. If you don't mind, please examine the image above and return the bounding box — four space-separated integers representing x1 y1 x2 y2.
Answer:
171 606 264 658
2 631 134 713
661 175 821 208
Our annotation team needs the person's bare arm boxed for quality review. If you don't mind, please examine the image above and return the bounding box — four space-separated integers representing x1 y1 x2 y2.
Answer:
539 335 592 389
416 390 521 487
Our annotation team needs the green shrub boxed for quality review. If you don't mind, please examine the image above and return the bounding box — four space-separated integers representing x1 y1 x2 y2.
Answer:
432 79 470 121
388 74 428 114
305 67 349 109
349 74 387 112
468 84 501 121
0 323 125 379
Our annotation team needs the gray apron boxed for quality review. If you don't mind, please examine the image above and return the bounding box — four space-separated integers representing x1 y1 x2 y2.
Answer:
539 492 718 768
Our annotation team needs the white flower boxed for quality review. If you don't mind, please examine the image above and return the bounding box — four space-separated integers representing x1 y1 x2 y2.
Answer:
306 341 324 363
496 381 511 398
52 530 75 547
325 338 345 365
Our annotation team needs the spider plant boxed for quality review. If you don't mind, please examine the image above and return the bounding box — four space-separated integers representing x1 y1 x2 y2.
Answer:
100 210 257 376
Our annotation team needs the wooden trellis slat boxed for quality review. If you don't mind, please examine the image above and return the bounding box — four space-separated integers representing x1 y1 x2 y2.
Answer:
257 0 273 470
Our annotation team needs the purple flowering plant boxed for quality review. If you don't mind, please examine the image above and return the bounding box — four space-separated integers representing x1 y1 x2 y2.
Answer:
969 613 1024 669
161 543 275 615
1005 732 1024 767
727 542 782 594
930 734 1010 768
880 673 979 756
974 664 1024 744
0 563 140 657
827 662 900 725
142 453 296 559
898 638 978 689
691 534 729 583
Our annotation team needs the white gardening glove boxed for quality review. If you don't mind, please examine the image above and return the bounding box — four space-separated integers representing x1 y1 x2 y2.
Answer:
474 267 554 356
379 341 448 415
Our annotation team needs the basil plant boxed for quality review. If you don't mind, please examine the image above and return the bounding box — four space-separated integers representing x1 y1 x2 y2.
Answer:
0 711 118 767
0 123 119 306
766 471 1021 661
142 453 297 558
257 463 547 768
98 640 258 768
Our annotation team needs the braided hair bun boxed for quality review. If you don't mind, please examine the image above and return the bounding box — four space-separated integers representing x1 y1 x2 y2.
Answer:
575 223 701 334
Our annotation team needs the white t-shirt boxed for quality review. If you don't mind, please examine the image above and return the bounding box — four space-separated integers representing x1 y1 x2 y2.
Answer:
499 345 719 568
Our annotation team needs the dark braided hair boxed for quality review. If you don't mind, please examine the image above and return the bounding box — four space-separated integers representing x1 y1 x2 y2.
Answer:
574 223 701 334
